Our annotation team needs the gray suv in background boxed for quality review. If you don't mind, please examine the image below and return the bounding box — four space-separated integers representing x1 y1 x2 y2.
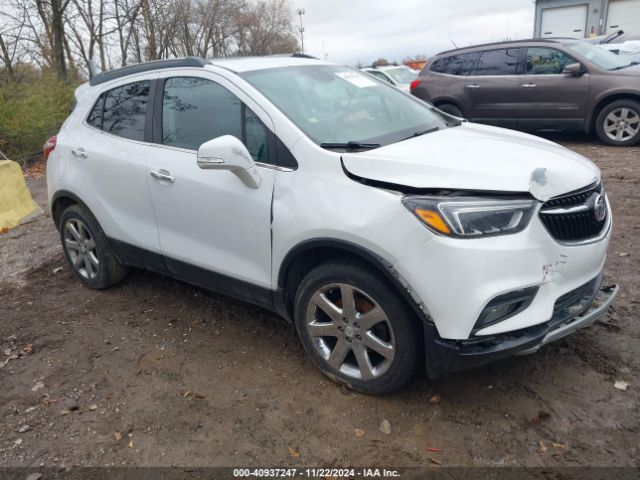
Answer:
411 39 640 146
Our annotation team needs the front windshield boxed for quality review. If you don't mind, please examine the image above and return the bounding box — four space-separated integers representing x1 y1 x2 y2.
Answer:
384 67 418 84
242 65 447 147
568 42 632 70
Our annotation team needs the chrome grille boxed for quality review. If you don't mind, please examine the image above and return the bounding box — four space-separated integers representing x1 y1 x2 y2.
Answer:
539 183 608 243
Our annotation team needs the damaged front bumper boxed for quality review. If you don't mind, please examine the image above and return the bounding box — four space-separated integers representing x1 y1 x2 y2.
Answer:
424 283 618 378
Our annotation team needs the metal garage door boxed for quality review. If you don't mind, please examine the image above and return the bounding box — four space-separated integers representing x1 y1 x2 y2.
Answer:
606 0 640 33
541 5 588 38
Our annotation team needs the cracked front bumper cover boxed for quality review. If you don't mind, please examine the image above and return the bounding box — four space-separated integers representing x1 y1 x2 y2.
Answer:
424 284 619 378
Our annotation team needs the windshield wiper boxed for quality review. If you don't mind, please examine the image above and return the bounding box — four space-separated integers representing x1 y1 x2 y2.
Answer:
609 62 637 70
402 126 441 141
320 141 381 150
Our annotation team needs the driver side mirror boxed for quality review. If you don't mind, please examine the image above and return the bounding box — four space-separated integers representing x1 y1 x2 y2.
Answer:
562 63 585 76
197 135 261 189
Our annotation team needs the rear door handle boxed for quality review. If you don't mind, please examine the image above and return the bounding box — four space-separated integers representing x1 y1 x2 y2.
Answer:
522 83 537 88
466 84 480 89
150 170 175 183
71 148 88 158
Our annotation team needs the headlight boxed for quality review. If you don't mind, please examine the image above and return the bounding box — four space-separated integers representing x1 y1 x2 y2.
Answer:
402 196 537 238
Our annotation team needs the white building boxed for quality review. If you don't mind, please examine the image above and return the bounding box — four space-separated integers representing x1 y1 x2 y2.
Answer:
534 0 640 38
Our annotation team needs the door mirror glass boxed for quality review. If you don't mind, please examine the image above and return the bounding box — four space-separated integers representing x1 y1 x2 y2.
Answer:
197 135 261 189
562 62 584 76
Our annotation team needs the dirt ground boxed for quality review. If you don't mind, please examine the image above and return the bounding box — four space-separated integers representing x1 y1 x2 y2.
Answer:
1 134 638 469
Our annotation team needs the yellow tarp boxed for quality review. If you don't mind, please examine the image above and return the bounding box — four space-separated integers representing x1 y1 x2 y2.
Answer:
0 160 42 230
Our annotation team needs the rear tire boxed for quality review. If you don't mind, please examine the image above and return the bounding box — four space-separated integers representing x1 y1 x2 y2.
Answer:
59 205 127 289
595 99 640 146
293 260 419 394
437 103 463 118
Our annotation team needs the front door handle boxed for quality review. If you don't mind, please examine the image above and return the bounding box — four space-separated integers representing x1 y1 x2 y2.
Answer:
466 84 480 89
149 170 175 183
522 83 537 88
71 148 88 158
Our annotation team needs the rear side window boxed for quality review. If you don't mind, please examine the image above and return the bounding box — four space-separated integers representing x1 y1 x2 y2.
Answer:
87 94 104 129
162 77 271 164
430 53 478 76
475 48 520 76
525 47 576 74
102 81 150 140
430 58 447 73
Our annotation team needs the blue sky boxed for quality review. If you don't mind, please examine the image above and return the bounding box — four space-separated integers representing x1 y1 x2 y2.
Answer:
293 0 536 65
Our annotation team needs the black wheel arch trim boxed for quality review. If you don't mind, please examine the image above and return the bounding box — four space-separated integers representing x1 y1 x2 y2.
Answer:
50 189 95 228
432 97 464 112
277 238 431 326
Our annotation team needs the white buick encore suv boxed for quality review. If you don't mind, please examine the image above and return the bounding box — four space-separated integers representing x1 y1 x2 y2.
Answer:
46 55 618 394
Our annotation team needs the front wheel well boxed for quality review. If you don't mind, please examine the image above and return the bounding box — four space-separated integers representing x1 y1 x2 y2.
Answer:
588 94 640 133
278 241 428 337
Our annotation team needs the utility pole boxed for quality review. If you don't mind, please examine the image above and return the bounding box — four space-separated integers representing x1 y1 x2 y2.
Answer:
297 8 305 54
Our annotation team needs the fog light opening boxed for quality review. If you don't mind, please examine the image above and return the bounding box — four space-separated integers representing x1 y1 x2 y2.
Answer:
473 286 540 335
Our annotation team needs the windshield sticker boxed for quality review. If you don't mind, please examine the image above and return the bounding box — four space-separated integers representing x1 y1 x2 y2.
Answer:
335 71 377 88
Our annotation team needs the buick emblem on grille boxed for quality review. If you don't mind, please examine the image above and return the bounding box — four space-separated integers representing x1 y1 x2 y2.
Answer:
593 194 606 222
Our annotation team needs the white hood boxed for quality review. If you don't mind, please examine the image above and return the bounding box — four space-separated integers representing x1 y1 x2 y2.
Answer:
341 123 600 201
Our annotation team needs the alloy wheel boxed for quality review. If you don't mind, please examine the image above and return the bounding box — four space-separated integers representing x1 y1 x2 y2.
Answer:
63 218 99 279
305 283 396 380
604 107 640 142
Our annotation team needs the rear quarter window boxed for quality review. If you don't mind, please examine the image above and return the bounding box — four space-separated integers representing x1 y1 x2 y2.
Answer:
86 81 150 141
429 53 478 76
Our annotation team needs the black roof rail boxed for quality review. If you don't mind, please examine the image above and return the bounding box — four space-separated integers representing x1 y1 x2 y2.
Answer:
89 57 211 86
290 53 319 59
436 37 578 56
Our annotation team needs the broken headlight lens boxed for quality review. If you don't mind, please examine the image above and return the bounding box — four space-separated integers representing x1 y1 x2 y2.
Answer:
402 196 537 238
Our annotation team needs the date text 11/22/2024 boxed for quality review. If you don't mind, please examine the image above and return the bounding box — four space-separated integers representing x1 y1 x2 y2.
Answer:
232 468 401 477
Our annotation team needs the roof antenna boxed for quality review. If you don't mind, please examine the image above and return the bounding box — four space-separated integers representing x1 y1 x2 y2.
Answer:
88 59 101 79
451 40 458 49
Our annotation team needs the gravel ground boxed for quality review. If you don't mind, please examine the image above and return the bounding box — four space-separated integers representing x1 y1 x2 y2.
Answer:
0 134 638 469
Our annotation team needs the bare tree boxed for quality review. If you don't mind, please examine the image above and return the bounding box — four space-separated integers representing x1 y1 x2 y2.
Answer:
236 0 297 56
0 0 299 81
0 33 16 77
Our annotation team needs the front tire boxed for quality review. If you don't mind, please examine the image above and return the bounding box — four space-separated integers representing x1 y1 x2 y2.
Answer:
294 260 419 394
595 100 640 146
59 205 127 289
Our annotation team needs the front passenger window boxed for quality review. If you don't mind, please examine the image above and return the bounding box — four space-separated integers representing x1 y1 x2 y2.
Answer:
162 77 270 164
525 48 576 75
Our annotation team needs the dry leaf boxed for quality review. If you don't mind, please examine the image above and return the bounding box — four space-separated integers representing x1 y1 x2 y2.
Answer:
288 447 300 458
379 419 391 434
354 428 365 438
552 442 566 449
60 409 70 416
428 457 442 465
23 344 34 355
531 410 551 424
114 432 122 441
538 440 548 453
614 380 629 391
31 381 45 392
127 440 134 448
182 390 206 399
